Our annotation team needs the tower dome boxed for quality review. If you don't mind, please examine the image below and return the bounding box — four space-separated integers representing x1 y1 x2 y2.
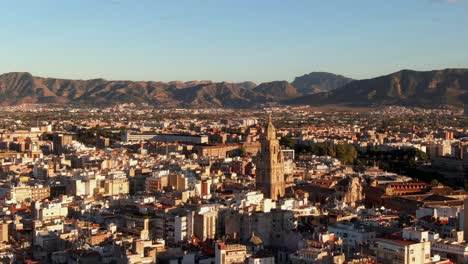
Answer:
248 232 263 246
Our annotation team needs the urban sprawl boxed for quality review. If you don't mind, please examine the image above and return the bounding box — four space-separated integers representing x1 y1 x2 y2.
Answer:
0 104 467 264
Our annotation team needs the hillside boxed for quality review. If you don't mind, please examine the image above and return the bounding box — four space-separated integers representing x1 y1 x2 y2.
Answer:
291 72 353 94
286 69 468 108
253 81 300 100
1 69 467 108
0 73 295 108
172 82 264 108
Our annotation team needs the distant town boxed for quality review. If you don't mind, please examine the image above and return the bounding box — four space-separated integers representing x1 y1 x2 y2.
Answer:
0 103 466 264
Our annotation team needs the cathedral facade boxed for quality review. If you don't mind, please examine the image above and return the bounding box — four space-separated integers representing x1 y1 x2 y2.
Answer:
255 115 285 200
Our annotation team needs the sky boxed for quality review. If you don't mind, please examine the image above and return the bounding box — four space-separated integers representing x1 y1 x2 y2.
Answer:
1 0 468 83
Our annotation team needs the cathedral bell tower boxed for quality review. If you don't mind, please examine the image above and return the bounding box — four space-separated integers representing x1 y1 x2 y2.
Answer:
255 114 285 200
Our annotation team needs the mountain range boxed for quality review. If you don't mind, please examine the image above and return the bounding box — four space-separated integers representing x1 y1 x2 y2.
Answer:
285 69 468 108
0 69 467 108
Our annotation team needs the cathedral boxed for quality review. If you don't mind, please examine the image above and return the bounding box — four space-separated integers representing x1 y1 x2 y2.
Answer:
255 115 285 200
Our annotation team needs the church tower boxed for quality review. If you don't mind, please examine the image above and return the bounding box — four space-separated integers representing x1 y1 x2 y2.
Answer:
255 114 285 200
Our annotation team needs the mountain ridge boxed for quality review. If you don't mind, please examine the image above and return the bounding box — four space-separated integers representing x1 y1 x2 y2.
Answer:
285 68 468 108
292 72 353 94
1 69 467 108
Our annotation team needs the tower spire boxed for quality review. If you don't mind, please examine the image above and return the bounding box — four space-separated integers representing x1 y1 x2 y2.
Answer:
265 113 276 140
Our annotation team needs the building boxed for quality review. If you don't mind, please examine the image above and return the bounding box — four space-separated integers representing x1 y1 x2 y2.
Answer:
194 205 219 241
224 209 296 247
195 144 240 158
235 191 265 209
122 131 208 144
289 248 345 264
33 201 69 220
67 178 98 197
328 223 375 248
255 115 285 200
53 133 72 154
168 173 188 191
443 131 454 140
241 118 258 127
215 243 247 264
281 148 295 161
374 238 431 264
174 214 189 243
155 208 194 244
248 254 275 264
465 198 468 241
96 136 110 148
334 177 365 207
416 205 463 220
432 154 468 185
7 186 31 203
153 133 209 144
431 238 468 264
104 177 129 196
145 173 168 192
7 185 50 203
122 131 158 142
31 186 51 201
0 222 8 243
123 215 151 240
383 182 429 196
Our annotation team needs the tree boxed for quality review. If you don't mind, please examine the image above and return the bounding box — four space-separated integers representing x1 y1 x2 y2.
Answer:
294 142 358 165
280 136 295 149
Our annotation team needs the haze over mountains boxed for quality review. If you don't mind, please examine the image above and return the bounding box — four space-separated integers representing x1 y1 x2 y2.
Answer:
0 69 467 108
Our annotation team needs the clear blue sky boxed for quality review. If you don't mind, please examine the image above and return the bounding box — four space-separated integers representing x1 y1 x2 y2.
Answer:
1 0 467 82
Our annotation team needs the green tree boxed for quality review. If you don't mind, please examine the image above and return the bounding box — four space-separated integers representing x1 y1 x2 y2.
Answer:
280 136 295 149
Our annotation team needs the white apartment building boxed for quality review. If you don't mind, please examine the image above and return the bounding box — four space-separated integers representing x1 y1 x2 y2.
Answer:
328 222 376 247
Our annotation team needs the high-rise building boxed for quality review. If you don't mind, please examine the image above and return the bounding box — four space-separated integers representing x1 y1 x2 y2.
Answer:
255 115 285 201
194 205 219 241
53 133 72 154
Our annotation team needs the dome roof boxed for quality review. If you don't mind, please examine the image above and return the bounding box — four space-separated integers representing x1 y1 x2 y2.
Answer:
249 232 263 246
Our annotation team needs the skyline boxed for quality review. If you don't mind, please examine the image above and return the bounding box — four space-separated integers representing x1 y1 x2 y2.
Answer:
2 0 468 82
